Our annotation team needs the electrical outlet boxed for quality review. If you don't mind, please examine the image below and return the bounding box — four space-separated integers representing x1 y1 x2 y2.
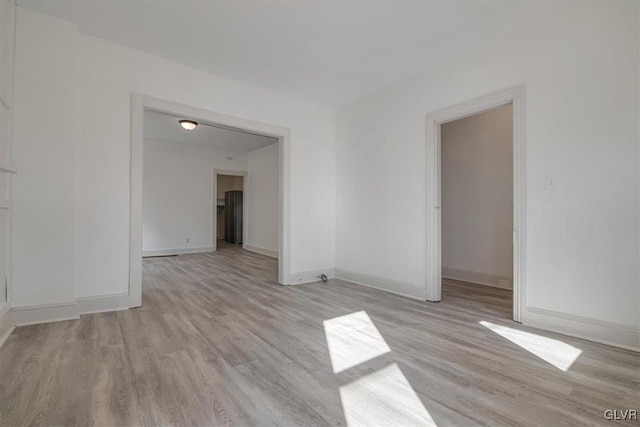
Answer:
499 279 510 287
186 237 190 243
297 277 304 282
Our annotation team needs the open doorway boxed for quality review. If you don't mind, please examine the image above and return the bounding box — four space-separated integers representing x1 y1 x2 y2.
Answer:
440 104 514 319
128 95 291 309
141 108 278 259
425 85 526 322
215 173 245 248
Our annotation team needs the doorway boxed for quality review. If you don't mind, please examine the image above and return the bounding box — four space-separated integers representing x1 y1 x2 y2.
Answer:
213 172 247 251
441 104 514 317
425 85 526 322
130 95 292 309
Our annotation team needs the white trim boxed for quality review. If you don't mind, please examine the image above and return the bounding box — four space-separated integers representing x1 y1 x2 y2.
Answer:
0 308 14 348
11 293 134 326
244 244 278 258
130 94 145 308
142 247 213 257
290 267 336 285
442 268 512 289
77 293 132 315
12 300 78 326
0 303 9 323
426 84 526 322
212 169 248 252
336 268 427 300
524 307 640 352
131 94 293 299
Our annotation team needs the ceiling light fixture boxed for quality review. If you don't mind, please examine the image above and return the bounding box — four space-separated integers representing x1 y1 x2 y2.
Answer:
179 119 198 131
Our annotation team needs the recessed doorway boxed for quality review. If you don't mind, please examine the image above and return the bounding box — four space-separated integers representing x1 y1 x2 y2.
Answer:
440 104 514 318
425 85 526 322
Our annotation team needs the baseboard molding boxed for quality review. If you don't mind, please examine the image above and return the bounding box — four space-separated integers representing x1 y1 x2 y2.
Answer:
12 293 136 326
77 293 134 315
287 267 335 285
442 267 512 289
12 300 79 326
143 247 213 257
335 268 427 300
244 244 278 259
524 307 640 352
0 309 15 348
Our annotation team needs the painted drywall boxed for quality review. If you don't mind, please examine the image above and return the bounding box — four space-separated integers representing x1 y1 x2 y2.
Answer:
12 10 77 306
142 138 246 254
216 175 244 240
336 2 639 327
246 143 279 255
441 105 513 288
13 7 335 302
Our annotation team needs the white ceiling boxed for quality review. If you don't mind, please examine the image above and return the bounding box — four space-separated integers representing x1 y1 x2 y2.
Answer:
19 1 548 107
144 110 278 152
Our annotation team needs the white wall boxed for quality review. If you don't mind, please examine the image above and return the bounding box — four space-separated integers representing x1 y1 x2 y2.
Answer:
336 2 639 332
143 138 246 254
441 105 513 288
246 143 279 254
12 10 77 306
13 7 335 303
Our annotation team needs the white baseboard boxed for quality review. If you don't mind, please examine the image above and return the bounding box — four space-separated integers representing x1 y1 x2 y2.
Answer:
524 307 640 352
11 293 136 326
442 267 512 289
288 267 335 285
12 300 79 326
77 293 135 314
244 244 278 258
0 308 15 348
335 268 427 300
142 247 213 257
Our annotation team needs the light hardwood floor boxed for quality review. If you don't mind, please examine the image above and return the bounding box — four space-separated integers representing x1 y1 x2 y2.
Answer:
0 242 638 426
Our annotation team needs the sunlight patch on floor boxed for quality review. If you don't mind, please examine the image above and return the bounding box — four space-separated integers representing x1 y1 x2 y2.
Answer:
323 311 391 373
339 363 437 427
480 321 582 371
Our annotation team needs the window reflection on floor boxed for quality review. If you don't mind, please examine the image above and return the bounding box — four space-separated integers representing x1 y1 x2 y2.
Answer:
480 321 582 371
323 311 391 374
339 363 438 427
324 311 437 426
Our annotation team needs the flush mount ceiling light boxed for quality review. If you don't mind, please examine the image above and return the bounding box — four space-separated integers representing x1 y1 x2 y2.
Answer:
179 119 198 131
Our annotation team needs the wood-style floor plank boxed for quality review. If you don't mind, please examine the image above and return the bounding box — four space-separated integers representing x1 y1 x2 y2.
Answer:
0 242 638 426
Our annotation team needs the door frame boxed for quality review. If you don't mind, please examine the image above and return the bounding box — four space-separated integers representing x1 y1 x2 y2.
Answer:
130 94 291 307
212 169 248 251
425 84 526 322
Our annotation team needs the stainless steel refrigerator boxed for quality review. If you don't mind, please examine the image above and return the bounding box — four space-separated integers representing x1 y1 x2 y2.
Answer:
224 190 243 244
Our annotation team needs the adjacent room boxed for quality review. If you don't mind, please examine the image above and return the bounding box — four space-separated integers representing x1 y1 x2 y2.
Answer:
142 109 281 291
142 110 279 257
216 173 245 247
440 104 514 319
1 1 638 426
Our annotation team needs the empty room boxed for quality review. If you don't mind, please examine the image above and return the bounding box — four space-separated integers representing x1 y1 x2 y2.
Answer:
440 104 515 319
1 1 638 426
